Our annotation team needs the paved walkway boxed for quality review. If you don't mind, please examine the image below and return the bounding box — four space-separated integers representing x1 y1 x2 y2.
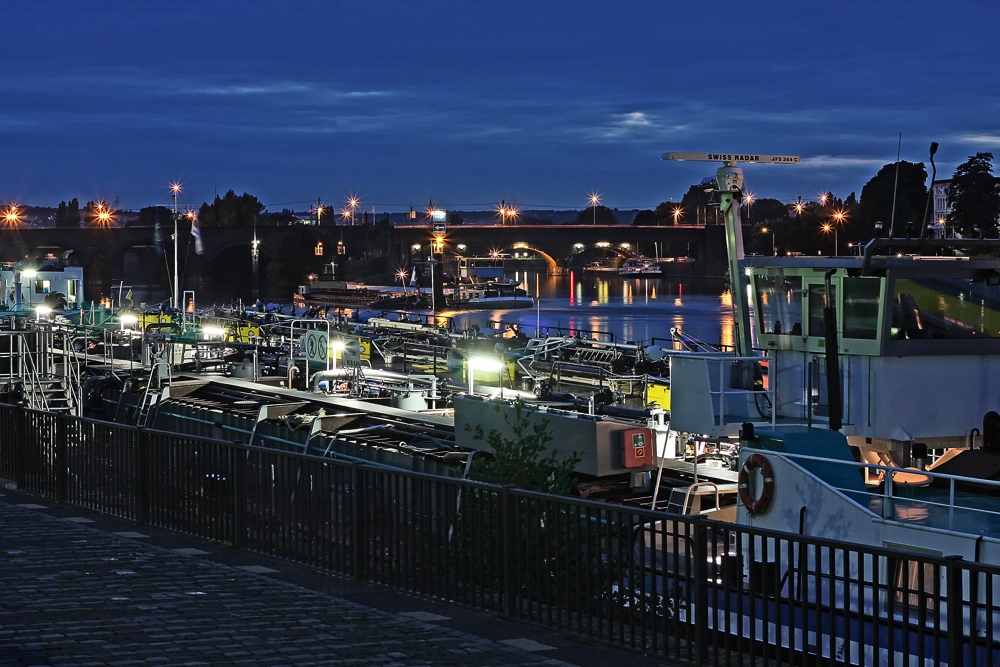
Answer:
0 485 671 667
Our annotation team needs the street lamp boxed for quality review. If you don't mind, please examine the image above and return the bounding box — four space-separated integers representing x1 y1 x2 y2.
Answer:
2 204 20 227
672 206 682 225
170 182 182 309
95 202 113 226
348 197 359 225
821 223 838 256
761 226 776 256
589 193 600 225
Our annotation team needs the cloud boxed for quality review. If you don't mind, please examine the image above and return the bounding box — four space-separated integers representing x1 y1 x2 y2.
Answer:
953 134 1000 148
801 155 890 169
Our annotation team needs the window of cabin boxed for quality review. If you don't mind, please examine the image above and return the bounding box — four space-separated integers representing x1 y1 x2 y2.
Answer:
754 274 803 336
842 278 881 340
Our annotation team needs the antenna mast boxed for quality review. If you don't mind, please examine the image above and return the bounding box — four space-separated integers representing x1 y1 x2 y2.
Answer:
662 152 800 357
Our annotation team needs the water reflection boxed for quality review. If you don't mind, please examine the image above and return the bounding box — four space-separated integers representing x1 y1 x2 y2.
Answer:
445 273 734 346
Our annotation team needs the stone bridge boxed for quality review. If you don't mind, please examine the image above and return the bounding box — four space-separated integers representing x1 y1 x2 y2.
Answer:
0 223 725 300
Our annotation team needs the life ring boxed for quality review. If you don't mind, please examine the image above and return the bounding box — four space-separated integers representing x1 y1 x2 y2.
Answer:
738 453 775 516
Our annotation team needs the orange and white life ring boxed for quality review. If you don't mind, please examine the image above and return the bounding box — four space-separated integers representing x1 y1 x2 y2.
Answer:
738 453 775 516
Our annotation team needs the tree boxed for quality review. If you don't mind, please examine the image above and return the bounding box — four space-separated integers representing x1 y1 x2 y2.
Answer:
679 184 712 224
858 161 928 237
198 190 265 227
137 206 173 227
744 197 788 225
466 398 580 496
55 201 68 228
575 205 618 225
948 152 1000 238
446 210 464 226
631 209 656 225
67 198 81 227
654 201 683 225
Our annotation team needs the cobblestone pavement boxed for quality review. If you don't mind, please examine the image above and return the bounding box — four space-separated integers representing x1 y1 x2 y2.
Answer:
0 491 671 667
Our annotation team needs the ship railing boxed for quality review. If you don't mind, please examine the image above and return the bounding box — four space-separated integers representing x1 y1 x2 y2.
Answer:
769 449 1000 531
667 352 775 437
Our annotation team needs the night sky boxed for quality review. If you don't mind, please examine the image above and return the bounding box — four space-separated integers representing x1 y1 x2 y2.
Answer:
3 1 998 214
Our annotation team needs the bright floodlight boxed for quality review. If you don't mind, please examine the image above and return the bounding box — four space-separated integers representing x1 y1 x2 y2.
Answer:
35 305 52 320
469 356 503 372
22 269 37 279
202 326 226 337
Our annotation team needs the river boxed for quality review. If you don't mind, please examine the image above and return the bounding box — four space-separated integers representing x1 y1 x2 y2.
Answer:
434 271 735 348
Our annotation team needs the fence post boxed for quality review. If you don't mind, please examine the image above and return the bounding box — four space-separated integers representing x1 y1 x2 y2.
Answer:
351 462 366 580
135 428 149 525
693 517 710 666
56 414 67 502
945 555 964 667
232 445 246 550
501 485 517 618
14 408 26 491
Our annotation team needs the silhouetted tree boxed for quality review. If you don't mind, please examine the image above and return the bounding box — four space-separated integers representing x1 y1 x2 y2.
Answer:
198 190 266 227
679 184 712 224
744 197 788 225
654 201 683 225
67 198 81 227
948 152 1000 238
632 209 657 225
56 201 68 228
858 161 928 237
575 205 618 225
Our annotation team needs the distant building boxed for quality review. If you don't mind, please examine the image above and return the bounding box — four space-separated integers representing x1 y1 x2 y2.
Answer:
931 179 952 238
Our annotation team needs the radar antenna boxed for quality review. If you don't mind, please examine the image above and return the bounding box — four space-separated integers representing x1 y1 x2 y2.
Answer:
662 152 799 356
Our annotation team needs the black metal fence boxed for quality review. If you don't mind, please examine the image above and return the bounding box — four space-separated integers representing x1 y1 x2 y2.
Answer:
1 403 998 666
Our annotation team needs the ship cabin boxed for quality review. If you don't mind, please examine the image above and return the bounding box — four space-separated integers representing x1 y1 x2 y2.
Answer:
670 250 1000 454
0 259 85 312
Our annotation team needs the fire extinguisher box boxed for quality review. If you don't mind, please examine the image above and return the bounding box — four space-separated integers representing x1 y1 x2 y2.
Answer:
621 428 653 468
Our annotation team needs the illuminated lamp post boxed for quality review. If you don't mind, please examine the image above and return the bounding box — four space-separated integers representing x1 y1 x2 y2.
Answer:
822 223 838 256
589 193 600 225
170 183 181 309
761 226 776 256
348 197 359 225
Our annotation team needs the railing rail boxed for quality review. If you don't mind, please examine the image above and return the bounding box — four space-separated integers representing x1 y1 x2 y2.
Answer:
1 402 998 666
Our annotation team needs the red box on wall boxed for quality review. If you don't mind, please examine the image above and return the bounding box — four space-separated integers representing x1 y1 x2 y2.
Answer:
621 428 653 468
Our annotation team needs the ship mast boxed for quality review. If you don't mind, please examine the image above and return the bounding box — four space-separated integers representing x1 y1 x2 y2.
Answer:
662 152 799 357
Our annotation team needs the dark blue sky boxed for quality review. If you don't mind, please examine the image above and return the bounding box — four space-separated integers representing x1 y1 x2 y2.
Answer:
3 1 998 214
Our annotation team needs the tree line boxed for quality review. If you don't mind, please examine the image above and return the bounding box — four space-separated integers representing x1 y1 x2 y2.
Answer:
43 152 1000 247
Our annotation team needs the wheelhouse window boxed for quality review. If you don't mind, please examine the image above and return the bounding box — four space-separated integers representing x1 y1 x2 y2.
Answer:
754 274 803 336
891 278 1000 340
842 278 881 340
808 284 836 337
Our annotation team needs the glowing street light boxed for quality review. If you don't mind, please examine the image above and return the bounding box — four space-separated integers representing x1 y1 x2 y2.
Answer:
347 197 359 225
672 206 682 225
2 204 21 227
819 193 829 206
95 202 113 226
821 223 838 256
170 182 182 309
589 193 600 225
761 226 776 256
